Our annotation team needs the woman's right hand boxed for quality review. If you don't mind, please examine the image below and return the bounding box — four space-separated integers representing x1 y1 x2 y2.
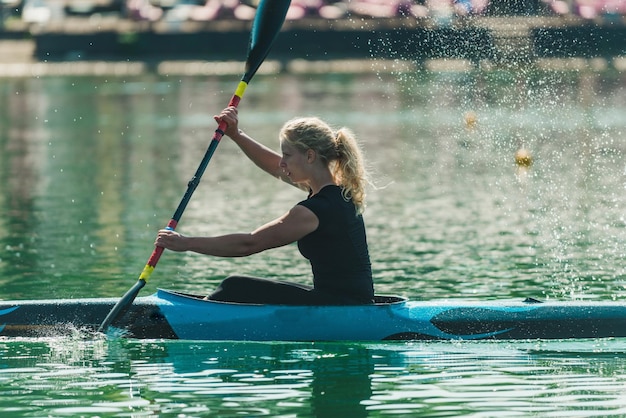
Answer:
214 106 240 138
155 229 189 252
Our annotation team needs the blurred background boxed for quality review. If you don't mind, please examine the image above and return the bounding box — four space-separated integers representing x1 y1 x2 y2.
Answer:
0 0 625 301
0 0 625 66
2 0 624 25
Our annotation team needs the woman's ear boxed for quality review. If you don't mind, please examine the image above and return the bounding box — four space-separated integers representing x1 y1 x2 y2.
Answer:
306 148 316 163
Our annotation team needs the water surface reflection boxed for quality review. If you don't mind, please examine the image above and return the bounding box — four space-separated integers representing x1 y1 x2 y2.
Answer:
1 338 626 416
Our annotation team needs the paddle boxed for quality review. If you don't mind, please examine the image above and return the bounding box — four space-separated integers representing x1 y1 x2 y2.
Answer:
98 0 291 333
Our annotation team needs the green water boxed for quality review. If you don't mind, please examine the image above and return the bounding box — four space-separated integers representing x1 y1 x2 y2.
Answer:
1 69 626 416
1 338 626 416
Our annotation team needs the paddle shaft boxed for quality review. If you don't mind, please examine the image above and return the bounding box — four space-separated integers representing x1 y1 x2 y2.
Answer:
139 85 246 283
98 0 291 333
97 84 247 333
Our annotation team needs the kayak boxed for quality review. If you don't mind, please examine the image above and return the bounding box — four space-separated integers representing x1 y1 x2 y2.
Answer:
1 289 626 341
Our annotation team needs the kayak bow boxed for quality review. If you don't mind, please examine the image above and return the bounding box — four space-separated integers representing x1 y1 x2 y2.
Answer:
2 290 626 341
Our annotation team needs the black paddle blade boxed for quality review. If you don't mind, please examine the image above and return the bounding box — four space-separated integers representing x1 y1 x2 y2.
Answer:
97 279 146 333
243 0 291 83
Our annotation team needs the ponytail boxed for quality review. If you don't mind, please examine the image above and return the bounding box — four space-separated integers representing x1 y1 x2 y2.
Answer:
333 128 368 214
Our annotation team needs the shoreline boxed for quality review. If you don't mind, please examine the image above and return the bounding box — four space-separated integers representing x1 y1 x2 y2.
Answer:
1 56 624 78
1 15 625 76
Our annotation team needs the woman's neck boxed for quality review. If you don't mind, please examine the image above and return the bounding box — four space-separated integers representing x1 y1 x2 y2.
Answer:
308 174 336 196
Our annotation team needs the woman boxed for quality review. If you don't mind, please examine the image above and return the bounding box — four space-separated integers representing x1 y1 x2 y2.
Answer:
155 106 374 305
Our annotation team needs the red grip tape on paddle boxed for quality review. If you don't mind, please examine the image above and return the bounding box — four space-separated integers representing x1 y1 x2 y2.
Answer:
147 219 178 267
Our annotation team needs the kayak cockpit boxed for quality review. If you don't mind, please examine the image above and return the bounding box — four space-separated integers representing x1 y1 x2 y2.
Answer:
155 289 407 306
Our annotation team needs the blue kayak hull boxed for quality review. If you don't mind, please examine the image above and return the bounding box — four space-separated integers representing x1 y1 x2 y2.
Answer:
155 290 626 341
2 288 626 341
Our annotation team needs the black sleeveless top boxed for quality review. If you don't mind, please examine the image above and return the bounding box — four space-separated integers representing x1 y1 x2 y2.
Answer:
297 185 374 304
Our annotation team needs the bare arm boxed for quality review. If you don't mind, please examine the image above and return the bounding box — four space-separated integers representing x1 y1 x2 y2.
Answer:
215 107 290 183
155 205 318 257
229 129 287 180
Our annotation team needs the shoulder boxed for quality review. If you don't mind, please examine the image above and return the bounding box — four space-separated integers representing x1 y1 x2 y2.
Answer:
298 185 339 209
313 185 344 202
298 186 356 222
281 204 319 230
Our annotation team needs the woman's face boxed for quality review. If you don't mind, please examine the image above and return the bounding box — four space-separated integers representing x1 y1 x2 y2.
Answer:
280 141 310 184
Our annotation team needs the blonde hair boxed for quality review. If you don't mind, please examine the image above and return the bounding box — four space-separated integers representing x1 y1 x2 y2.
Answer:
280 117 369 214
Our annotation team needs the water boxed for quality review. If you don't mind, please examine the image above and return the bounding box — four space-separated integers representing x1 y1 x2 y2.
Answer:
2 339 626 416
1 67 626 415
